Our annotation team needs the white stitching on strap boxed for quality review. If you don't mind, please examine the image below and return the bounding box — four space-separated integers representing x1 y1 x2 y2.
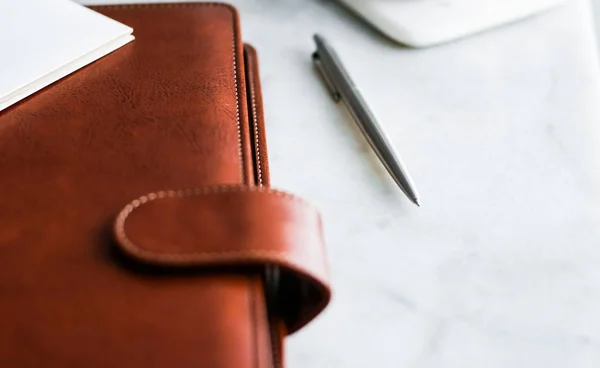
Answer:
114 186 318 260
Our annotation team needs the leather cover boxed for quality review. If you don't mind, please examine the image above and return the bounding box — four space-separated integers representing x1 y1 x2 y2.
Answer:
0 3 330 368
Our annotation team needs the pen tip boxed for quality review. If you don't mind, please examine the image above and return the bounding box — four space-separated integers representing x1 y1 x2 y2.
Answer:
313 34 325 46
413 198 421 207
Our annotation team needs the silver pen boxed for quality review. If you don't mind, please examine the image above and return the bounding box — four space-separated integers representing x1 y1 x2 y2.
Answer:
312 34 421 207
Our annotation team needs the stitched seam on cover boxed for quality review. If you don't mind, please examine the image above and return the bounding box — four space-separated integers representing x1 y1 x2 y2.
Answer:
92 3 234 10
249 70 263 186
93 2 244 181
233 31 244 182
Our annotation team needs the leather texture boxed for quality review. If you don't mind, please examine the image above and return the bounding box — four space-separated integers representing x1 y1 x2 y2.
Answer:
0 3 330 368
113 185 330 334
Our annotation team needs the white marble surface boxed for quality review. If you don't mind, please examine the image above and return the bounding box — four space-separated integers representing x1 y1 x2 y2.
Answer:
80 0 600 366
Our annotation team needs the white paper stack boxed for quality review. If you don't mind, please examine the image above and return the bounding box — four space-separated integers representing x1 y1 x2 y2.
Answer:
0 0 134 112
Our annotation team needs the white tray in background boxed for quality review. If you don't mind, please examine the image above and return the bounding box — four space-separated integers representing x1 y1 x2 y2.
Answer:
337 0 567 47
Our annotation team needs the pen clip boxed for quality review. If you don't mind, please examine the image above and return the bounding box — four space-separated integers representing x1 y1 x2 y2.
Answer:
312 52 341 102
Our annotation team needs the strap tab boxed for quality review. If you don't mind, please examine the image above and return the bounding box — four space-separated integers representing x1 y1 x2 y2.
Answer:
113 185 330 334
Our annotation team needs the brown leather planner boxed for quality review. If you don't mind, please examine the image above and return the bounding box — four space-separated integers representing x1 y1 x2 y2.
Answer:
0 3 330 368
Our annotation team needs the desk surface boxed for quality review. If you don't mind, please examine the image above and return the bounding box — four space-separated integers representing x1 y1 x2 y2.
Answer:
81 0 600 366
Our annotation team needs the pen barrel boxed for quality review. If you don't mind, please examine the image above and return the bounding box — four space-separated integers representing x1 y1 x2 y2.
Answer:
313 34 420 204
341 88 419 201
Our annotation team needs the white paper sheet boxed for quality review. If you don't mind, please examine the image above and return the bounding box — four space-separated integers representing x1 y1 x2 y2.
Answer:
0 0 133 111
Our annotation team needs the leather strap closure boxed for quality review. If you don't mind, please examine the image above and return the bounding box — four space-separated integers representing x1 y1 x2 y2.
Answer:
113 185 331 334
